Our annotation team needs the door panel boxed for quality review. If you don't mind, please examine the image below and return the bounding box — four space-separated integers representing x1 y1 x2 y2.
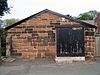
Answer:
57 27 84 57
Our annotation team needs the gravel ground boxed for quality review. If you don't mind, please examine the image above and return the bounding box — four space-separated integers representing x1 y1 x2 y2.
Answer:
0 58 100 75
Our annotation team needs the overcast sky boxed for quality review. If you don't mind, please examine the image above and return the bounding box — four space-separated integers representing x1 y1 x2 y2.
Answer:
1 0 100 20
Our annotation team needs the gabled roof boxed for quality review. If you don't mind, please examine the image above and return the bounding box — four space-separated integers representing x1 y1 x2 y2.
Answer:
5 9 97 30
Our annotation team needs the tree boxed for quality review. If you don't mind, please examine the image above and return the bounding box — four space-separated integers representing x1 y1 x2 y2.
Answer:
0 0 10 16
87 10 98 19
76 10 99 20
0 20 4 28
4 18 19 27
77 13 93 20
0 0 10 62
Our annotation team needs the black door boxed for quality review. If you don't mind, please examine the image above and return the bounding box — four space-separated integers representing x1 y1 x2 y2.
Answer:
57 27 84 57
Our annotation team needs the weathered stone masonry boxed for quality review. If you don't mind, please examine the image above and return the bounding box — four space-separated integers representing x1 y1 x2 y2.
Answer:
84 28 95 59
6 9 96 60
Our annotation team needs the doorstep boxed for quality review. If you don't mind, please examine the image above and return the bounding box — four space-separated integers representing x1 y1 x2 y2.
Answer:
55 57 85 63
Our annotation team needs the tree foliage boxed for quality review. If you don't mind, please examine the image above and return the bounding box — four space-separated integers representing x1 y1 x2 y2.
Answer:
4 18 19 27
77 13 93 20
88 10 98 19
0 0 10 16
76 10 99 20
